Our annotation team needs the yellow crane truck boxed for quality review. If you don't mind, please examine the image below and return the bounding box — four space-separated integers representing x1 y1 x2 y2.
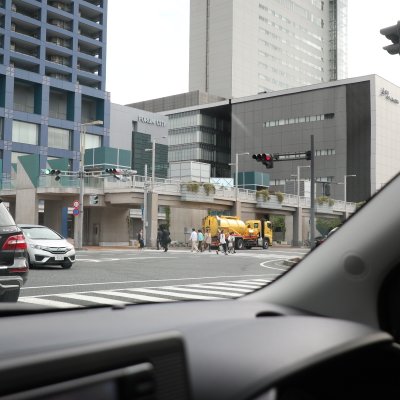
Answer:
202 215 273 250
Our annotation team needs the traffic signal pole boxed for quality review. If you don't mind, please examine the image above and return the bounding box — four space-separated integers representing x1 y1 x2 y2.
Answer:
310 135 315 249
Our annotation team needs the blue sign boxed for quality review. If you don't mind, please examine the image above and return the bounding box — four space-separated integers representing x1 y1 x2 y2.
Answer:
73 208 80 216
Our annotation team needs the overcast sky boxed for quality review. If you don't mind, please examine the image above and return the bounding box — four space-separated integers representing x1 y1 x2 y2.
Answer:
106 0 400 105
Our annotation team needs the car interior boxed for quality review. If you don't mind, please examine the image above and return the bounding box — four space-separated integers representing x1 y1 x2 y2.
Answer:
0 174 399 400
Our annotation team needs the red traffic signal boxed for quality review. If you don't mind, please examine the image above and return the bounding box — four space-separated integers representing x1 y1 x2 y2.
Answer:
252 153 273 168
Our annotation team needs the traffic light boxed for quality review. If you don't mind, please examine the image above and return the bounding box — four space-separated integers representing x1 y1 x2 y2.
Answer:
49 169 61 181
105 168 121 179
305 150 312 160
380 22 400 55
252 153 273 169
41 169 61 181
90 195 99 205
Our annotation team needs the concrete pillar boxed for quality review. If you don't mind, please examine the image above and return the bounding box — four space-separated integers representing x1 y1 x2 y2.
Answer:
292 207 302 246
43 200 64 233
15 189 39 224
233 200 242 218
285 214 294 246
147 192 159 248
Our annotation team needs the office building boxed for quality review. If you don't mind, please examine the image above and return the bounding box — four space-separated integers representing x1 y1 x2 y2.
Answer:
0 0 110 185
189 0 348 98
110 104 169 178
132 75 400 203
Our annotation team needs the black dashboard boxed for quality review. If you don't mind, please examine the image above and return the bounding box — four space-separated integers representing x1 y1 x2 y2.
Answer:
0 299 397 400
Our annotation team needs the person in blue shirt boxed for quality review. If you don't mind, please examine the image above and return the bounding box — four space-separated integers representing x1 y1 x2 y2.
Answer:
197 229 204 252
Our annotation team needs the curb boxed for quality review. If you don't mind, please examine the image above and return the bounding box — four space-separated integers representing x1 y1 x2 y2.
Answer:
283 257 302 267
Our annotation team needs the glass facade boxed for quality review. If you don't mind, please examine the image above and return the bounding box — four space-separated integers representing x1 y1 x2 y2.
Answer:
132 132 168 178
12 121 39 145
167 110 230 177
85 134 102 150
48 127 71 150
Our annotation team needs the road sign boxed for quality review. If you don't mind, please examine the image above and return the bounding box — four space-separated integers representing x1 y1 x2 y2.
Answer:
73 208 80 216
73 200 80 208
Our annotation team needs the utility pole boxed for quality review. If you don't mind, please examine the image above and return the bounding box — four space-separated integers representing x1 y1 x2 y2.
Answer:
310 135 315 249
143 164 148 246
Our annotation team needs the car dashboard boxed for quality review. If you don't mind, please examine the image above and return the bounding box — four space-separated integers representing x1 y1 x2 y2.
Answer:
0 299 398 400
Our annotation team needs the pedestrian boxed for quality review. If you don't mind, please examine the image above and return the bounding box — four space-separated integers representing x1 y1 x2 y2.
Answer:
218 230 227 255
160 227 171 252
227 232 236 254
204 228 212 252
190 228 199 252
137 229 144 250
157 226 162 250
197 229 204 252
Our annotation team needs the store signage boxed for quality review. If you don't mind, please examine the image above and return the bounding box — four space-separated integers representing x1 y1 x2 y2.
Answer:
138 116 166 127
380 88 399 104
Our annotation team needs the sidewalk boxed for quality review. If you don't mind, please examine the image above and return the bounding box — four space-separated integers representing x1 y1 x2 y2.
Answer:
76 243 304 251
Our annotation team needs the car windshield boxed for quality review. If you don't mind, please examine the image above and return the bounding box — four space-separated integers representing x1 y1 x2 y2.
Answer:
21 227 62 241
0 2 397 312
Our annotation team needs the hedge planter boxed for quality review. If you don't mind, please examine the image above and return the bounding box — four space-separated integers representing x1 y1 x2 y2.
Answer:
181 183 215 202
256 194 283 209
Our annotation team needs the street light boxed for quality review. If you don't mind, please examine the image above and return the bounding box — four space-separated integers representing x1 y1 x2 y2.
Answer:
343 174 356 219
296 165 310 247
145 136 167 191
229 152 249 203
76 120 103 250
297 165 311 207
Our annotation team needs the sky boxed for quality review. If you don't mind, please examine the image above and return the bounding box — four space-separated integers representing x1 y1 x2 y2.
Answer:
106 0 400 105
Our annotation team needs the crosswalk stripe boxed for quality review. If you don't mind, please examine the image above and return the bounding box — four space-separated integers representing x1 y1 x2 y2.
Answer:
187 283 252 292
162 286 243 297
19 278 273 307
92 290 174 303
130 288 222 300
57 293 127 306
18 297 82 308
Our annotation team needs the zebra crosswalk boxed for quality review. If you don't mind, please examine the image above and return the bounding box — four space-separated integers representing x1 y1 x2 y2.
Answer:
18 279 271 309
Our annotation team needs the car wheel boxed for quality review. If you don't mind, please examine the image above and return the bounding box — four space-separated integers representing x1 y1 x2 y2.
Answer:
263 239 269 249
61 260 72 269
235 238 244 250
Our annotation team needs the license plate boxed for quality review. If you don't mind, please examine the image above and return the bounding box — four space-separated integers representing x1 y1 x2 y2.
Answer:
55 255 64 261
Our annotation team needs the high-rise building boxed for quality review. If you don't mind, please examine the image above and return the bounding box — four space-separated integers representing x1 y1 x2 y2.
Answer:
189 0 348 99
0 0 110 184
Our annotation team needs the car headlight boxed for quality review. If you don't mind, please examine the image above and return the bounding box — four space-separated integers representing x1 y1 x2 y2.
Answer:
31 244 44 250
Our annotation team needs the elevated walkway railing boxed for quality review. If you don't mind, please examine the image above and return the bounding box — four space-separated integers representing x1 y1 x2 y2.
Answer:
2 175 357 213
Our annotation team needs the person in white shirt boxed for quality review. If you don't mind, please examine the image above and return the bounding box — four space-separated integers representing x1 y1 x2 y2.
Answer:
190 228 199 252
216 229 227 255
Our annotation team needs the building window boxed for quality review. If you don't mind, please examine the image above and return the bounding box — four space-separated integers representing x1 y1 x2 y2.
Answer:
0 118 3 140
48 127 71 150
12 120 39 145
263 113 335 128
84 133 101 149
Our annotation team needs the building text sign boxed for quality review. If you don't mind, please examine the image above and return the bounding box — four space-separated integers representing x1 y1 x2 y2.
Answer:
380 88 399 104
138 116 166 127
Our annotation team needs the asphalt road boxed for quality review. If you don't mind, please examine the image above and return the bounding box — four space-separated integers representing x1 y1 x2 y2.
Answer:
19 247 309 309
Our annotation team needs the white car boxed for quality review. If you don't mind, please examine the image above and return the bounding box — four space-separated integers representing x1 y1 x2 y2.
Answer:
19 225 75 269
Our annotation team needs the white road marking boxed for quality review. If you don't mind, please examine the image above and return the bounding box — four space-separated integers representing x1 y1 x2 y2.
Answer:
77 256 176 262
92 290 174 303
19 278 277 308
18 297 82 308
22 274 278 290
130 288 221 301
57 293 127 306
162 286 243 297
187 284 252 292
